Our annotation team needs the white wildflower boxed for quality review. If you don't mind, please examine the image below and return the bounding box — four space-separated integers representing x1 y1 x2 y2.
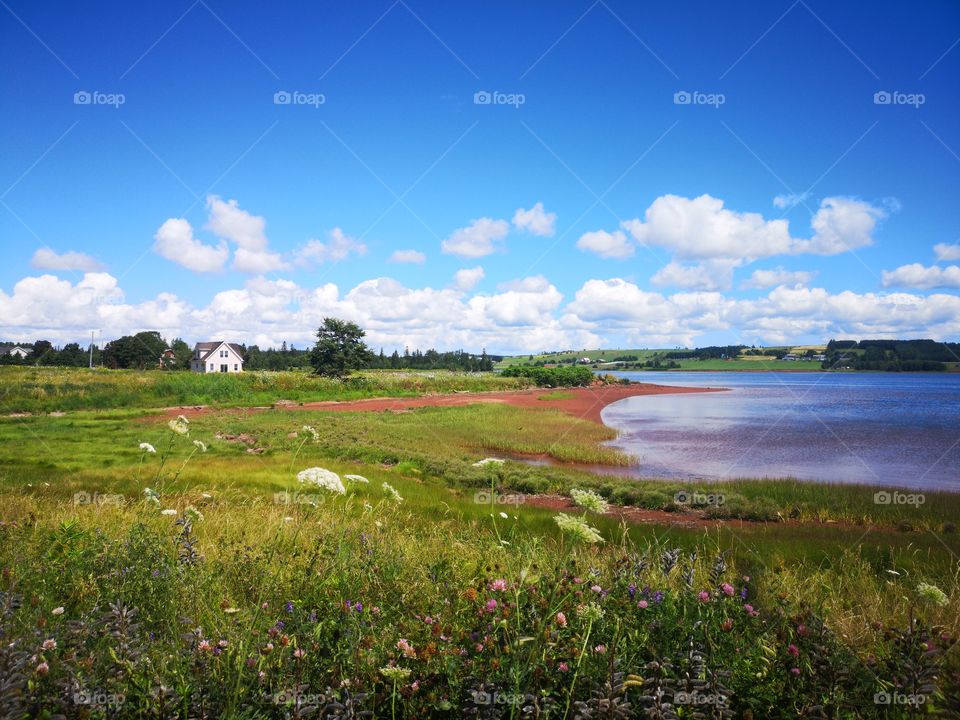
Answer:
344 474 370 484
144 488 160 506
473 458 505 467
499 512 509 519
283 516 293 522
570 488 609 514
168 418 189 436
139 442 156 454
160 509 177 516
553 513 604 544
185 505 204 522
917 582 949 607
192 440 207 453
381 482 403 503
302 425 320 441
296 467 346 495
51 607 64 616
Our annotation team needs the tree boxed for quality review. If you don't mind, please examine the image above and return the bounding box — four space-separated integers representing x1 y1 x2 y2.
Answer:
58 342 87 367
171 338 192 369
30 340 54 364
310 318 373 377
103 332 168 369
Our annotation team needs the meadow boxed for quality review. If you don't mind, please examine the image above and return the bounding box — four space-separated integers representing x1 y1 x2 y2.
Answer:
1 367 958 717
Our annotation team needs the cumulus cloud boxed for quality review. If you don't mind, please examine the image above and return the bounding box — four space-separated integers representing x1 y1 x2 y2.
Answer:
934 243 960 262
773 192 809 210
651 260 741 291
740 267 815 289
881 263 960 290
576 230 633 259
297 228 367 267
453 266 485 290
153 218 229 273
512 202 556 236
389 249 426 264
31 248 104 272
441 217 509 258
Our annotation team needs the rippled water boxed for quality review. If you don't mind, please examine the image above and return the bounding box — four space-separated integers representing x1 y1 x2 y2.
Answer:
600 372 960 490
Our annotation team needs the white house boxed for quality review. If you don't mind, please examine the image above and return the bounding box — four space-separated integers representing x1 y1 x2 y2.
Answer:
190 341 245 373
0 343 29 359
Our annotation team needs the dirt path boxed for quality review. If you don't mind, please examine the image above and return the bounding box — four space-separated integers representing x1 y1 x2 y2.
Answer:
160 382 725 425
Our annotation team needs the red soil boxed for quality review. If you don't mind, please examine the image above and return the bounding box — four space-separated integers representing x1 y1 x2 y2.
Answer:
161 382 724 425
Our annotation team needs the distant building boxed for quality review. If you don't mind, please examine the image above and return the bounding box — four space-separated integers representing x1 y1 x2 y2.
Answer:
578 357 593 364
190 342 245 373
0 343 29 359
812 353 827 362
781 354 799 361
159 348 177 369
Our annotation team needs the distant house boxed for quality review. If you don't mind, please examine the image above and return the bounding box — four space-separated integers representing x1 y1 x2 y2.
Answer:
0 343 29 359
781 353 799 361
578 357 593 364
190 342 244 373
159 348 177 369
812 354 827 362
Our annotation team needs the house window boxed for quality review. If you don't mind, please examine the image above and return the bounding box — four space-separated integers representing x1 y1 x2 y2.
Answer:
209 363 214 371
234 364 238 371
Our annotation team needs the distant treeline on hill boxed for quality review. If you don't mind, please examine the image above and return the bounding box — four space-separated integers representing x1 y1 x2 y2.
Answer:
0 334 500 372
823 339 960 371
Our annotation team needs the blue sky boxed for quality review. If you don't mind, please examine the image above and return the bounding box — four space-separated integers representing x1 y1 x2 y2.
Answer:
1 0 959 352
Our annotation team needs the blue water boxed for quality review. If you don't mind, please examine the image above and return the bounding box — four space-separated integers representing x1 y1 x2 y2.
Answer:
600 372 960 490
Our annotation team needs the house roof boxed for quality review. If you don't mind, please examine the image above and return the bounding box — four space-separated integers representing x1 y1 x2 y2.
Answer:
0 343 28 354
194 341 245 362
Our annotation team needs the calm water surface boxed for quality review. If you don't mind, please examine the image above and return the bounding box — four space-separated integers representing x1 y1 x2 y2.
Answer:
600 372 960 490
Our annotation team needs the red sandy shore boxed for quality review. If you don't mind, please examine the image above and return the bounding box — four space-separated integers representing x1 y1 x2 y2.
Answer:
162 382 725 425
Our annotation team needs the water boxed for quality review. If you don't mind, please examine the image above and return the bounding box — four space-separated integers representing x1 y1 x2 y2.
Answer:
600 372 960 491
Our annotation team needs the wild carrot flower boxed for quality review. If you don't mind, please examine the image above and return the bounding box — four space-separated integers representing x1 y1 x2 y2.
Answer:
192 440 207 453
381 482 403 503
570 488 609 514
144 488 160 506
380 666 412 682
553 513 603 544
578 602 604 622
302 425 320 441
168 418 189 436
344 474 369 484
297 467 346 495
139 442 156 453
917 582 949 606
185 505 203 521
160 509 177 516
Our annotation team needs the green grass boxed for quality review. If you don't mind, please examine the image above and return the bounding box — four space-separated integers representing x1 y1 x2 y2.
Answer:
0 366 530 413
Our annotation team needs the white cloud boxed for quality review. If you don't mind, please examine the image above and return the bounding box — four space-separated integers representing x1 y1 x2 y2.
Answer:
773 192 809 209
470 276 563 326
441 217 509 258
389 249 426 264
651 259 741 291
798 197 884 255
453 266 485 290
881 263 960 290
297 228 367 267
576 230 633 259
934 242 960 262
740 267 815 289
205 195 268 251
153 218 229 273
31 248 104 272
512 202 556 236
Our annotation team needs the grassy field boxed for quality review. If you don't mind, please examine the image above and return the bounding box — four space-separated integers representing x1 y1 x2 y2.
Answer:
1 369 958 717
496 348 826 372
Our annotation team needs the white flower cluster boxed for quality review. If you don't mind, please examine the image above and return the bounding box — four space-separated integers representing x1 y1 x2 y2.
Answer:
570 488 609 514
381 482 403 503
296 467 346 495
139 442 156 454
168 415 190 436
473 458 505 467
553 513 604 544
344 474 370 484
302 425 320 441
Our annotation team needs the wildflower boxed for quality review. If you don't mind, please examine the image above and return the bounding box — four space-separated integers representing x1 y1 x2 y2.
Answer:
396 638 416 658
168 418 189 436
721 618 734 631
293 648 306 659
51 607 64 616
463 587 478 602
570 488 609 514
797 623 808 637
485 599 498 613
283 516 293 522
490 579 507 592
302 425 320 441
185 505 203 522
160 509 177 516
344 474 369 484
223 607 240 614
637 600 649 610
263 643 274 653
553 513 604 544
721 583 735 597
297 467 346 495
698 591 710 603
917 582 949 607
578 602 604 623
473 458 505 467
594 644 607 654
198 640 212 653
35 661 49 676
790 667 801 676
499 511 508 519
144 488 160 505
218 640 228 648
192 440 207 453
787 644 799 658
139 442 156 453
380 666 412 682
381 482 403 503
559 662 569 672
42 639 56 651
590 585 602 594
555 611 567 627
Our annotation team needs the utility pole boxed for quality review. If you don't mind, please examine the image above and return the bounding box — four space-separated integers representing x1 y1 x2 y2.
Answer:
89 330 94 368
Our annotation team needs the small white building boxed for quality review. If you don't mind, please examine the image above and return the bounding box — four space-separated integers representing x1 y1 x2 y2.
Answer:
190 341 245 373
0 344 29 359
